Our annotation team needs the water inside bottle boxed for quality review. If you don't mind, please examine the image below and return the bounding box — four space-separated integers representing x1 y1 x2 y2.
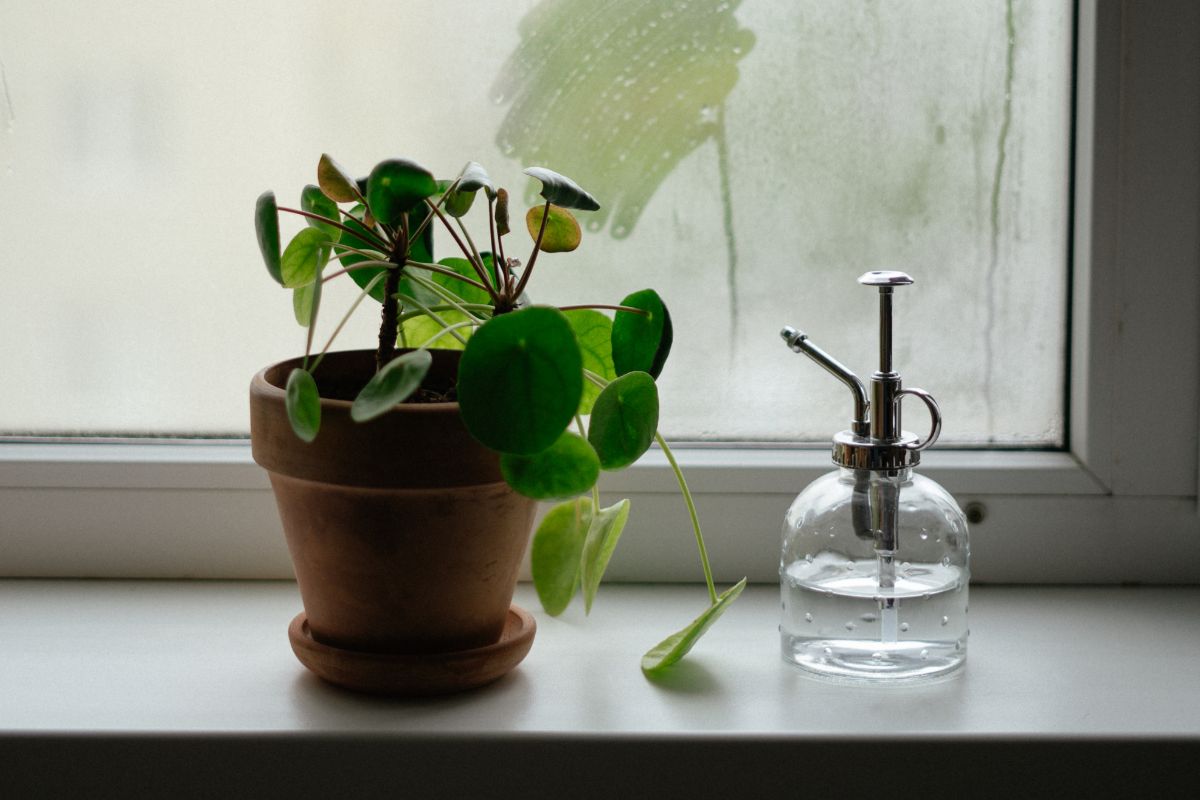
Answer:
781 551 967 682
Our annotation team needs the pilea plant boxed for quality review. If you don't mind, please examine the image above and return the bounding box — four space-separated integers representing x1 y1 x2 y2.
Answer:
254 155 745 674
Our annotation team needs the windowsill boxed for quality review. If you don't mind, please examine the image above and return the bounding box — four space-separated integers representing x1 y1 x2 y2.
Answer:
2 580 1197 794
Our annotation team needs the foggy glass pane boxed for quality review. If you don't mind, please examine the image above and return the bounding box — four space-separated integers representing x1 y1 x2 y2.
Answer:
0 0 1070 443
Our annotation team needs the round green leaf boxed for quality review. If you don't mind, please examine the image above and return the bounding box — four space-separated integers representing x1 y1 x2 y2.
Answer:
292 277 321 328
366 158 438 226
612 289 673 379
563 310 615 414
317 153 360 203
531 499 591 616
458 306 583 455
587 371 659 470
526 204 581 253
350 350 433 422
581 498 631 613
501 432 600 500
523 166 600 211
254 191 282 285
641 579 748 676
285 368 320 443
280 227 332 288
301 184 341 237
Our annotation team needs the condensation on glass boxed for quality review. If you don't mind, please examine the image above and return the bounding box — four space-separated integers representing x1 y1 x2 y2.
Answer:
0 1 1071 442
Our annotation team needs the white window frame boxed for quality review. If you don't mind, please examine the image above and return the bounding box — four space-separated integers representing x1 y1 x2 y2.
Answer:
1 1 1196 583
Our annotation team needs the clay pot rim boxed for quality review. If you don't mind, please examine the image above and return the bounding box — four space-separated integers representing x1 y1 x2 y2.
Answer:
252 349 461 417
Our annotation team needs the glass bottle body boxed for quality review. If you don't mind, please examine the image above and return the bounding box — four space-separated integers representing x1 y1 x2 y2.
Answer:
780 467 969 683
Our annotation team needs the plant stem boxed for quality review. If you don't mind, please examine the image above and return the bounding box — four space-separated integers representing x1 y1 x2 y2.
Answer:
425 199 501 304
419 319 479 347
398 304 492 323
309 271 387 374
321 262 392 285
406 272 485 323
455 216 490 288
487 195 500 289
511 200 550 302
377 265 402 372
655 432 718 605
557 304 649 315
403 260 491 293
278 206 390 251
403 297 469 346
329 242 388 262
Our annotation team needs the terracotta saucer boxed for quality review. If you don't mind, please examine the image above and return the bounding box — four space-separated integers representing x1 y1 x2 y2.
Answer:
288 605 536 696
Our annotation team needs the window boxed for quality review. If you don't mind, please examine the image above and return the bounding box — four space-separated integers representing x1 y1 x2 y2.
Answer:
0 1 1197 583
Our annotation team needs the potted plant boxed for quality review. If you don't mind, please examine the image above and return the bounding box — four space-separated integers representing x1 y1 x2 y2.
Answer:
251 154 745 694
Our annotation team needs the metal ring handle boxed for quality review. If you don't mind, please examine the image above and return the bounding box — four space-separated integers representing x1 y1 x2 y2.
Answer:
894 387 942 452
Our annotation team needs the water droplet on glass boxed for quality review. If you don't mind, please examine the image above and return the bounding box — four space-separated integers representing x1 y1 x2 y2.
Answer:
824 647 833 656
920 649 929 659
493 92 506 104
900 622 910 632
871 652 884 660
844 621 856 632
613 224 628 237
919 532 928 541
860 613 877 623
923 593 931 601
940 616 949 626
942 556 951 567
804 612 813 623
804 553 814 563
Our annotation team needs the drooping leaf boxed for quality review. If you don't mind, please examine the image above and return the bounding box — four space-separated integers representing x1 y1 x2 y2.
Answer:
285 368 320 443
494 188 511 236
641 578 747 676
350 349 433 422
500 432 600 500
440 179 478 218
400 310 472 351
280 227 332 288
612 289 673 379
580 498 631 613
301 184 341 237
526 204 581 252
523 166 600 211
292 276 321 328
317 153 360 203
366 158 439 226
587 371 659 470
531 498 592 616
439 164 493 218
563 310 615 413
459 161 495 198
457 306 582 455
254 191 282 285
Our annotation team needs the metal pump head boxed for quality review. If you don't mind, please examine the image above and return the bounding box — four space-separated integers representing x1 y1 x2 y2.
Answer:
781 270 942 471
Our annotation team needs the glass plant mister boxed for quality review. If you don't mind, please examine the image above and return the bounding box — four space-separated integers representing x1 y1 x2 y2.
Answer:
779 271 969 682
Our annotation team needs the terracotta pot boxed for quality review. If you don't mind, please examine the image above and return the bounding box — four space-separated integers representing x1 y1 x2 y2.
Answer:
249 350 537 664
